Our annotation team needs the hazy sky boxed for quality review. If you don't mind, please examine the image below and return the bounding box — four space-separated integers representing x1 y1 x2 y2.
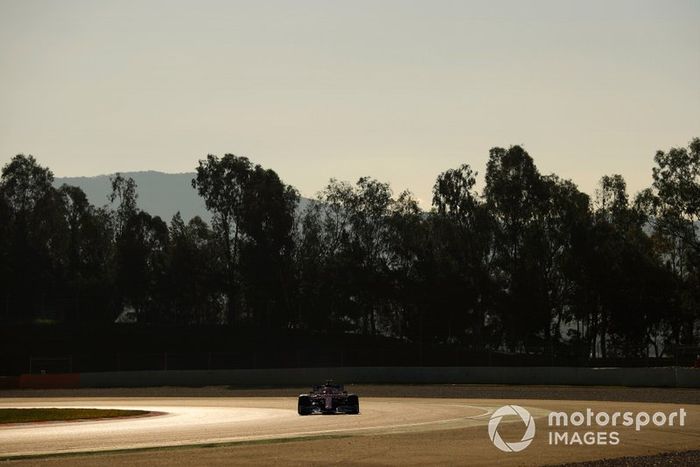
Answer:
1 0 698 206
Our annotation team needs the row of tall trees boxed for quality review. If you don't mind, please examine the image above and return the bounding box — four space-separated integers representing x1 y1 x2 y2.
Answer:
0 140 698 358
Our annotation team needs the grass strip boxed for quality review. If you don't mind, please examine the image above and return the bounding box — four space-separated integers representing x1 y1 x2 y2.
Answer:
0 408 149 424
0 433 353 461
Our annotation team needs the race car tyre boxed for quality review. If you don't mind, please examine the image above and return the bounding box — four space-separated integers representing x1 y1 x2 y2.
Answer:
347 395 360 414
298 395 313 415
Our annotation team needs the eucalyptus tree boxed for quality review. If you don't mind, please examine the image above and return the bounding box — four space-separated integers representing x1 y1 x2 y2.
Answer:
0 188 10 321
484 146 550 350
58 184 115 322
192 154 299 327
109 173 138 236
636 138 700 349
0 155 67 322
166 213 224 324
192 154 252 323
238 165 299 329
431 164 497 347
586 174 675 358
303 176 405 335
536 175 591 350
483 147 594 353
384 190 426 340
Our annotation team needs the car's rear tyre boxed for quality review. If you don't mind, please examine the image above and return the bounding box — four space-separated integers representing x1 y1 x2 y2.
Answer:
347 395 359 414
298 395 312 415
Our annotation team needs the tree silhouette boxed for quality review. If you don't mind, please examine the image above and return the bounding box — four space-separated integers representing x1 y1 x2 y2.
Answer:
192 154 252 323
0 138 697 364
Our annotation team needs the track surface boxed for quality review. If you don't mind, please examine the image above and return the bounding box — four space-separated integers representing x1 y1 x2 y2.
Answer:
1 386 698 466
0 397 507 458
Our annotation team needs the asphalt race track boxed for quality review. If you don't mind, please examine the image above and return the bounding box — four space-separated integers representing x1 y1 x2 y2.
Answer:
0 386 698 466
0 397 511 458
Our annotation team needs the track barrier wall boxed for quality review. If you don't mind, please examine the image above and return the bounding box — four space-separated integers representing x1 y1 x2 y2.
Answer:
14 373 80 389
74 366 700 389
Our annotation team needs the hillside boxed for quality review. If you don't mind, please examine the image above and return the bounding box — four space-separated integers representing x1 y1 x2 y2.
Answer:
55 171 312 224
55 171 211 223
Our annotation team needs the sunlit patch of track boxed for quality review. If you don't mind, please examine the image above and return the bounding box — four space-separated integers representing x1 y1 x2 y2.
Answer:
0 397 522 458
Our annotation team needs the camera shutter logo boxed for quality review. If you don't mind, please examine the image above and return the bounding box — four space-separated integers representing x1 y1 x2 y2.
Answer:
488 405 536 452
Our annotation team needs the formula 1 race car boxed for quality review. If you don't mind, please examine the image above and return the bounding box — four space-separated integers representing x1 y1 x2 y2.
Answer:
298 381 360 415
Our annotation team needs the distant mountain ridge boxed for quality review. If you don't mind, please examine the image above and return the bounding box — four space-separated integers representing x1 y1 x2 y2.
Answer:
55 171 312 224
